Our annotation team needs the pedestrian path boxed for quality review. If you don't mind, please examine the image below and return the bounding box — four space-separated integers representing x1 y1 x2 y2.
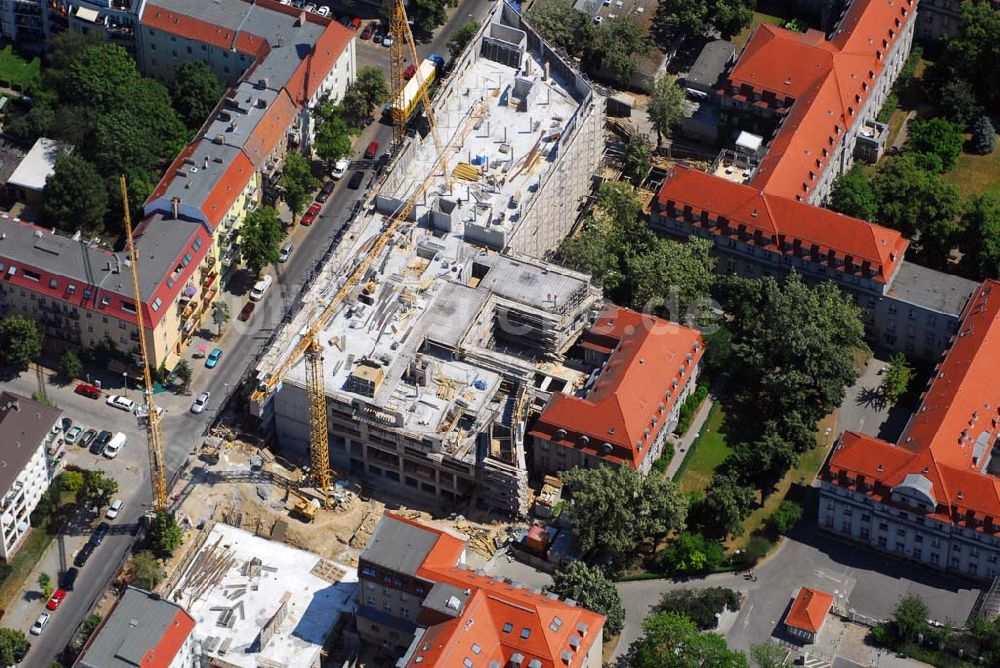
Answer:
664 390 719 479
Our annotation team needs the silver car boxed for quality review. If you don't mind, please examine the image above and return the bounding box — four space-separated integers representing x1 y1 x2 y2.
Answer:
30 612 49 635
190 391 211 414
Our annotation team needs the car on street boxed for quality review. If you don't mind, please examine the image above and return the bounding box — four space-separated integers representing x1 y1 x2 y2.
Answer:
92 430 112 455
238 301 256 321
106 500 124 520
317 180 335 202
205 347 223 368
13 642 28 663
46 589 67 611
382 34 393 47
106 394 135 412
301 202 321 226
374 30 384 43
364 141 379 160
347 171 364 189
74 542 95 567
279 242 294 263
103 432 126 459
331 158 349 180
249 274 273 301
190 392 211 414
30 612 50 635
61 568 78 590
79 428 97 449
91 521 110 545
75 383 101 399
64 425 83 445
361 23 374 39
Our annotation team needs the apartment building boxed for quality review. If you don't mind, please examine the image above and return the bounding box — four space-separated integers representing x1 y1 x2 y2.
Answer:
820 280 1000 580
529 305 704 475
0 0 142 44
917 0 999 40
0 392 60 560
358 514 605 667
76 587 196 668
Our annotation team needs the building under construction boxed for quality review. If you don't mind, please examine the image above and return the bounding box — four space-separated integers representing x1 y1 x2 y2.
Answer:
253 4 605 518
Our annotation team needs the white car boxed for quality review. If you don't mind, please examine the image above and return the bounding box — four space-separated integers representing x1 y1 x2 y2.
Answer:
382 35 393 47
106 395 135 412
190 391 211 414
30 612 49 636
279 242 294 263
317 6 330 16
250 274 273 301
106 499 124 520
305 2 316 11
331 158 349 180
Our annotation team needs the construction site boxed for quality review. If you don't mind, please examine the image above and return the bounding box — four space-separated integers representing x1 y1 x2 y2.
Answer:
251 3 606 519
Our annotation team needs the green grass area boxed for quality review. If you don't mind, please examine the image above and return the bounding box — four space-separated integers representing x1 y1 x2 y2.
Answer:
0 45 40 92
732 12 785 48
943 141 1000 199
0 525 56 612
673 403 732 493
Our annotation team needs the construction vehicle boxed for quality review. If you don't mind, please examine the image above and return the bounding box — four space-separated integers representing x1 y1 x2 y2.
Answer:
388 0 443 152
119 175 169 513
287 488 319 522
387 58 439 126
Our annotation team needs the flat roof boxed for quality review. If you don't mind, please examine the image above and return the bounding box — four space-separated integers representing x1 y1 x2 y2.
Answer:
887 260 978 316
169 523 357 668
7 138 72 192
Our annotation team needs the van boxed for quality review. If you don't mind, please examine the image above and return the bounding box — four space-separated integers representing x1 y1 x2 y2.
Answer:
279 242 294 263
103 432 126 459
250 274 273 301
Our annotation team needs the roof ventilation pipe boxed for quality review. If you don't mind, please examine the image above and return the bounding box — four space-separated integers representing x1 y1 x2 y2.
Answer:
172 197 181 219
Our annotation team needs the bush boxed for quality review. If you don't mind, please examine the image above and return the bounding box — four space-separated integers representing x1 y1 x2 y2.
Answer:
57 351 83 381
656 587 742 630
971 115 997 155
765 500 803 537
877 91 898 123
898 45 923 84
650 441 676 475
736 535 772 568
657 532 727 575
130 551 163 590
674 384 709 435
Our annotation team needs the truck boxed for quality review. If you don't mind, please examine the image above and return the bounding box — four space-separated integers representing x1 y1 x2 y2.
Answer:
388 58 438 125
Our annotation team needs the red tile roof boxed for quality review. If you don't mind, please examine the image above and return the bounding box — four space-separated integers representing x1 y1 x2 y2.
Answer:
529 305 703 468
286 18 355 106
143 4 267 56
655 165 908 284
143 609 196 668
200 151 256 227
828 281 1000 531
785 587 833 634
242 90 298 167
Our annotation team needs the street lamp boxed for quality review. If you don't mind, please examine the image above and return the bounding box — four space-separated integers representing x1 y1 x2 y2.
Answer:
123 371 128 397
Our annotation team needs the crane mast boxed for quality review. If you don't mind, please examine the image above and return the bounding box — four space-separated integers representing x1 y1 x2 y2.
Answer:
119 175 169 513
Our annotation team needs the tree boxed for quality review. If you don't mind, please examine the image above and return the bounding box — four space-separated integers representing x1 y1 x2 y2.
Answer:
905 117 965 172
130 551 164 590
407 0 457 34
239 206 285 276
766 500 803 536
656 588 742 630
697 473 755 538
79 470 119 510
149 511 183 556
960 193 1000 278
173 359 192 392
622 133 651 183
828 167 878 220
0 316 43 367
279 153 320 220
38 572 53 599
750 642 788 668
170 60 223 129
648 73 687 148
211 301 230 338
448 20 479 58
313 105 358 166
342 66 391 121
0 628 29 667
934 79 982 129
58 350 83 381
547 562 625 635
971 115 997 155
43 154 108 234
939 1 1000 110
658 532 726 575
880 352 914 402
713 0 753 39
589 17 650 87
61 469 84 492
527 0 595 58
628 612 748 668
892 595 930 644
659 0 710 38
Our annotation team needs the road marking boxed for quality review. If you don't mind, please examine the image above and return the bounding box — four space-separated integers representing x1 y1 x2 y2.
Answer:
814 569 843 583
742 603 754 627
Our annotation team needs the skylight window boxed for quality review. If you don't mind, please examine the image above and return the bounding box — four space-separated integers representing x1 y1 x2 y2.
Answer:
502 623 513 633
520 627 531 639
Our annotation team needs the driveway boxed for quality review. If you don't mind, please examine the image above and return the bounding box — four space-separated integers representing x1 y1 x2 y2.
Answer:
836 353 912 443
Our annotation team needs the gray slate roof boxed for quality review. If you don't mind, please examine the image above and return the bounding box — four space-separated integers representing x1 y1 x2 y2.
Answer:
0 392 60 496
361 515 445 577
887 261 978 317
686 40 736 93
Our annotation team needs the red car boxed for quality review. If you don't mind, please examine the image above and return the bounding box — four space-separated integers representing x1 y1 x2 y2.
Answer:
301 202 321 226
361 23 374 40
238 301 256 322
364 141 379 160
75 383 101 399
46 589 67 610
404 63 417 80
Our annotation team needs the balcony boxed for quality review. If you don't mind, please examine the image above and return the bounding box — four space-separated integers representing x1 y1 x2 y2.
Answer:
202 270 218 289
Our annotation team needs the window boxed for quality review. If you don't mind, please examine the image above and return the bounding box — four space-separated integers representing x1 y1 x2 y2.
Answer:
361 565 376 577
23 269 40 282
520 628 531 639
48 278 58 289
182 252 192 266
878 536 887 547
151 297 162 312
879 522 888 532
471 644 482 655
192 237 203 251
502 623 513 634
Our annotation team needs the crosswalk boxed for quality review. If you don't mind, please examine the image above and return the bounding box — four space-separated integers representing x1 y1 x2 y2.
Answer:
801 656 833 668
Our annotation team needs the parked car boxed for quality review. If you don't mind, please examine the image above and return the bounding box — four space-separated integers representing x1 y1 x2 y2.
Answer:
61 417 73 432
361 22 375 39
74 543 94 567
75 383 101 399
331 158 349 180
238 301 256 322
404 63 417 80
78 428 97 449
382 34 393 47
205 347 224 368
92 430 113 455
103 432 126 459
190 391 211 414
45 589 67 611
317 5 330 16
301 202 321 226
347 171 364 189
373 30 384 43
105 395 135 412
30 612 50 635
428 54 446 70
250 274 272 301
279 242 294 263
91 522 110 545
364 141 379 160
106 499 124 520
351 17 362 30
13 642 28 663
317 180 335 202
61 568 79 591
64 426 83 445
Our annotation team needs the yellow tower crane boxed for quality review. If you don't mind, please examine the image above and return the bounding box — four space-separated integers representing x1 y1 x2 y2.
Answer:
119 175 169 513
389 0 443 154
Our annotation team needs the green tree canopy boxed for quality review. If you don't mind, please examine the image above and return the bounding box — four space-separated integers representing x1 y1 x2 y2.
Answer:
648 73 687 147
58 350 84 381
828 167 878 220
279 152 320 219
712 0 754 38
750 642 788 668
589 17 650 87
939 0 1000 110
131 551 164 590
880 352 914 402
171 60 223 129
211 301 231 337
448 20 480 58
696 473 755 539
43 154 108 234
892 595 930 644
766 500 804 536
960 193 1000 279
342 66 391 121
627 612 748 668
149 511 183 556
622 132 651 183
527 0 595 58
0 628 30 666
80 470 119 510
407 0 458 34
239 206 285 276
547 562 625 635
655 587 742 630
313 104 359 166
658 532 727 575
905 117 965 172
0 316 43 367
173 359 192 391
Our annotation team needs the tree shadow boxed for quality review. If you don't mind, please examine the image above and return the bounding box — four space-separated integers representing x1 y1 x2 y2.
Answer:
856 386 886 411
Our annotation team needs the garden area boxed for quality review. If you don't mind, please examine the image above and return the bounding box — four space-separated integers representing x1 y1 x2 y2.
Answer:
674 403 731 493
0 45 40 93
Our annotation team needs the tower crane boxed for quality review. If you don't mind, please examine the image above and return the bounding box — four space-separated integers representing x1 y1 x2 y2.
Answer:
389 0 443 154
119 175 169 513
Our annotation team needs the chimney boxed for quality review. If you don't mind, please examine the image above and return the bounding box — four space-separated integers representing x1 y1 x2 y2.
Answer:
171 197 181 219
203 157 209 170
297 10 307 26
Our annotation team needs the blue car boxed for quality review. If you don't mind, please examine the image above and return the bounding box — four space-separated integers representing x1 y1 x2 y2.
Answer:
206 348 223 368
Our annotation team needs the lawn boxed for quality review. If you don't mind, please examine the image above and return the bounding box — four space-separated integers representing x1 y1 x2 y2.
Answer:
0 525 56 612
943 142 1000 199
673 403 732 493
732 12 785 49
0 45 40 92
